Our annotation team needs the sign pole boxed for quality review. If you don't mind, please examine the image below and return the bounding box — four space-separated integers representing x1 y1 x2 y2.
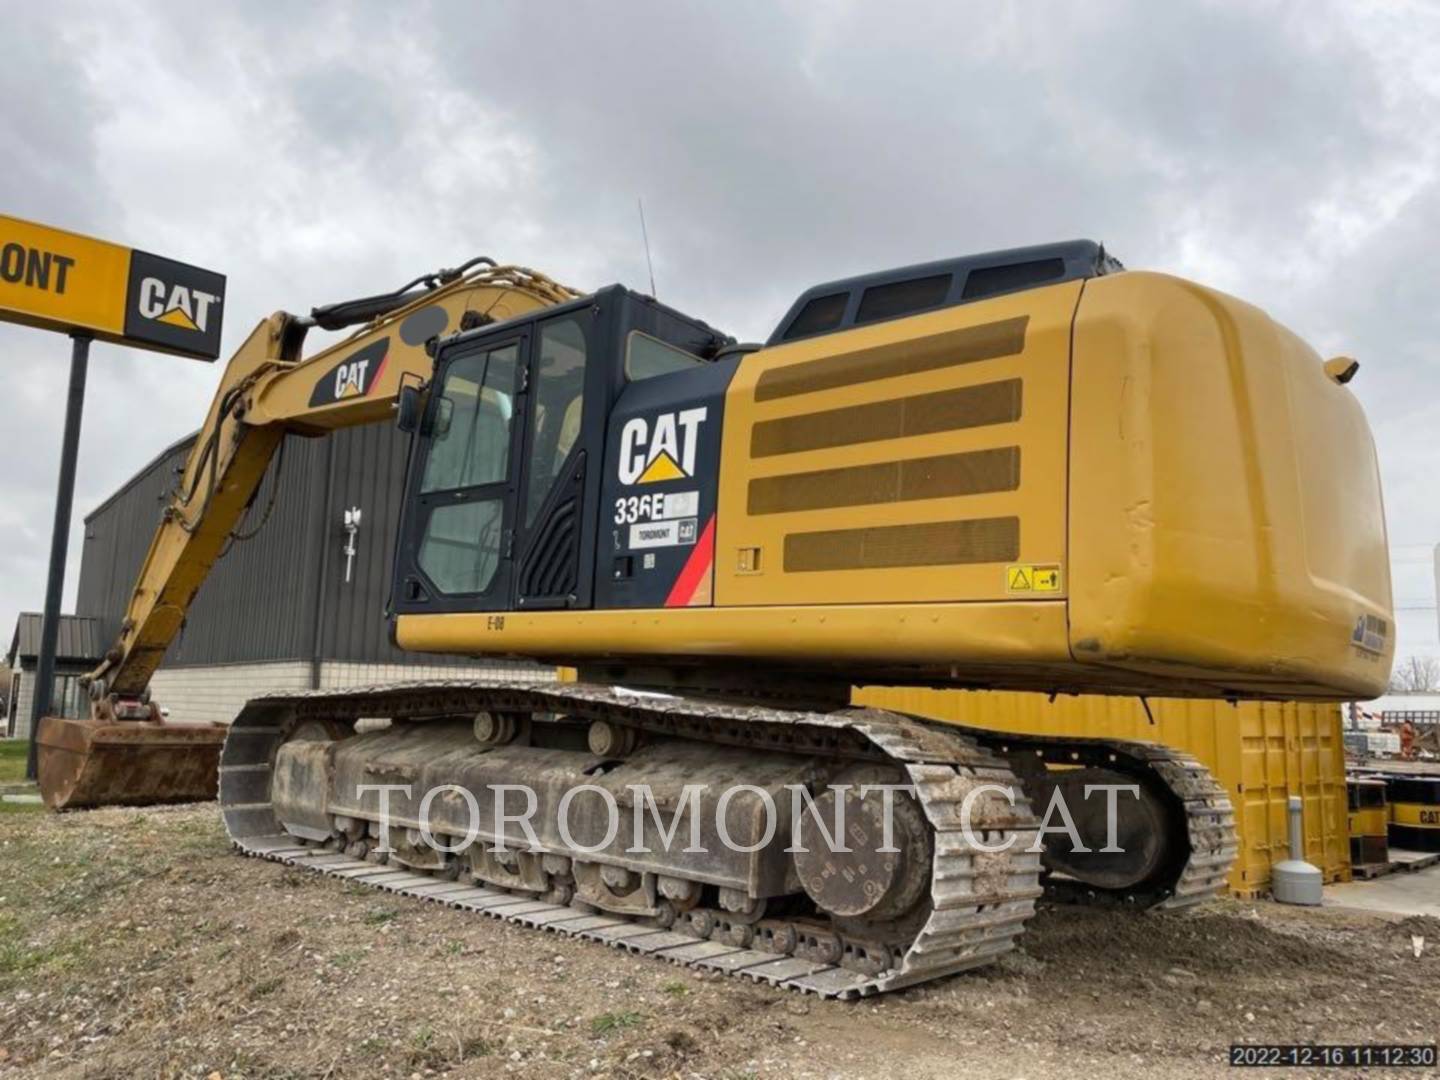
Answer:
25 332 91 781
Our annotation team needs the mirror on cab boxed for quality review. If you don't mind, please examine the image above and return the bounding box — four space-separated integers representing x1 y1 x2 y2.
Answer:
396 384 426 434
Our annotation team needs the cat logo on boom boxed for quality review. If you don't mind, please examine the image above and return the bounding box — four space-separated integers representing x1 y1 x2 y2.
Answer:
618 407 707 485
308 338 391 407
333 358 371 398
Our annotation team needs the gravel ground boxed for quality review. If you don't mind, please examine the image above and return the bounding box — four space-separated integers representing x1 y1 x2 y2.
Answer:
0 803 1435 1079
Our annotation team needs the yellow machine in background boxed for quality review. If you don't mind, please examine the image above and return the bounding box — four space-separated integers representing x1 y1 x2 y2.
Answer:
856 687 1354 896
37 240 1391 998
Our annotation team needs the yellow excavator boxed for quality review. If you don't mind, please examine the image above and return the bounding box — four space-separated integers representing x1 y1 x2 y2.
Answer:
37 241 1392 997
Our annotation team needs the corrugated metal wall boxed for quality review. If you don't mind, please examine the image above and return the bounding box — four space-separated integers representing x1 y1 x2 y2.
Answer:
320 422 416 663
78 433 324 665
76 423 480 671
76 437 190 645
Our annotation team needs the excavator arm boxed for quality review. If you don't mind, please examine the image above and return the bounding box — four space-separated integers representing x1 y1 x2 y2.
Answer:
89 259 578 706
35 261 577 809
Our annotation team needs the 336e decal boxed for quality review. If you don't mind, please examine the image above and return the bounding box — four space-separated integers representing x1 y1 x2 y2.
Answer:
613 490 700 525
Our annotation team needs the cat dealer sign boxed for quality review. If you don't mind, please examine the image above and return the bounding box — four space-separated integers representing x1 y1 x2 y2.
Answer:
4 212 228 781
0 214 225 360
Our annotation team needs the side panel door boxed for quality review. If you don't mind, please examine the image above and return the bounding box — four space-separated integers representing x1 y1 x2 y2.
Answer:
393 332 528 614
595 352 738 610
714 281 1078 607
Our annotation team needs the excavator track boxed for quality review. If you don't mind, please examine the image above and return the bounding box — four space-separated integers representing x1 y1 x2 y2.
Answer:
976 732 1238 910
219 680 1233 998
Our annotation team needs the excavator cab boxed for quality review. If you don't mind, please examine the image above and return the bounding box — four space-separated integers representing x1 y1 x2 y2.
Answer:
391 286 734 623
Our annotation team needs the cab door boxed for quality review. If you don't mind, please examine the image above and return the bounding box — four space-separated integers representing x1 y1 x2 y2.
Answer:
395 331 528 613
513 309 600 610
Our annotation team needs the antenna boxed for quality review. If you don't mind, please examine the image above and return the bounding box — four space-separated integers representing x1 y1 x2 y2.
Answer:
637 197 657 298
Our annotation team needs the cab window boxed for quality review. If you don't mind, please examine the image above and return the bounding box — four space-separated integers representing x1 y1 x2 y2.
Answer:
524 318 588 527
420 343 519 494
416 341 519 595
626 331 701 381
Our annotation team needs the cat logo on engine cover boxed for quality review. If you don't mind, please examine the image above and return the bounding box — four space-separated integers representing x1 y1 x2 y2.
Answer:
618 407 707 485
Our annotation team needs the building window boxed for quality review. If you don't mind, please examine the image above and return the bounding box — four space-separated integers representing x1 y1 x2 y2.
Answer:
51 674 86 719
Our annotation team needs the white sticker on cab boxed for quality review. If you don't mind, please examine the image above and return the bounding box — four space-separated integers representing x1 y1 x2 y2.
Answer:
662 491 699 519
628 518 699 550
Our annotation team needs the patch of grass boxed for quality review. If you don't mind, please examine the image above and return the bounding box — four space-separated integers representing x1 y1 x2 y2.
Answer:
591 1010 644 1035
441 939 463 957
0 916 83 977
661 980 689 998
332 949 364 968
274 870 313 890
357 1036 388 1057
362 907 399 926
249 975 284 999
0 939 60 975
665 1029 699 1054
0 742 40 809
460 1036 494 1059
49 865 147 916
165 815 230 857
407 1025 445 1068
405 1025 492 1069
0 740 30 784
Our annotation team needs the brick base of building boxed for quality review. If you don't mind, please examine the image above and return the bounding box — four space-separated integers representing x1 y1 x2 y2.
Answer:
146 659 553 727
2 659 553 737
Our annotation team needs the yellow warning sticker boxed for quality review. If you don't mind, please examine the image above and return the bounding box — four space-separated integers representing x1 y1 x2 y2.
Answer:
1007 564 1062 593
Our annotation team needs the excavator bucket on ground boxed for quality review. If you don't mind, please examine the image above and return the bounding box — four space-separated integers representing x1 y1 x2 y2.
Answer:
36 715 226 810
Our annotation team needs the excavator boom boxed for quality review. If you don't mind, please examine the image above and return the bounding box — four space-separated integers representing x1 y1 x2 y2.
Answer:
37 262 578 808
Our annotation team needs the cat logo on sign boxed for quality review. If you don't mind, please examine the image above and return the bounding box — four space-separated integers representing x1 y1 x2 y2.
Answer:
1007 563 1062 593
0 214 226 360
136 276 220 333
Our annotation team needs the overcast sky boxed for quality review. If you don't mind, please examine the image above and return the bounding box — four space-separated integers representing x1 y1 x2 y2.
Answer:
2 1 1437 673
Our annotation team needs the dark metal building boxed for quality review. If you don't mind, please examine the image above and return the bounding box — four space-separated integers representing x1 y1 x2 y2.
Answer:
74 424 538 725
5 612 104 738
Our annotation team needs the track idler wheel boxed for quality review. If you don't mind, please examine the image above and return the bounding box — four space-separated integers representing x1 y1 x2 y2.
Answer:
789 768 932 923
1026 766 1172 892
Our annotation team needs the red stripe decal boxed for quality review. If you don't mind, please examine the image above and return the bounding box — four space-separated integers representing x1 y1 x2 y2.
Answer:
665 515 716 607
367 343 390 395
